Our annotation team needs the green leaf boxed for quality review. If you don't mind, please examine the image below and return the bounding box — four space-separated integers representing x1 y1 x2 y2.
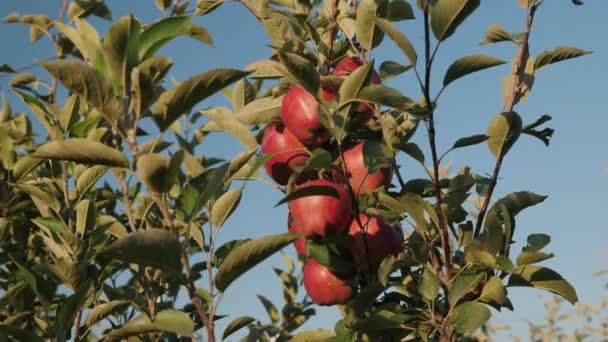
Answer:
55 18 101 64
12 156 42 179
517 251 554 267
450 302 491 334
102 15 141 85
448 268 484 307
68 0 112 21
375 17 417 65
486 112 522 158
399 142 425 165
76 199 97 236
356 0 377 51
418 267 439 301
138 16 193 60
102 229 182 272
339 61 374 115
306 240 355 273
297 148 332 173
479 276 507 305
200 107 258 149
54 282 92 342
378 61 412 81
277 51 320 96
452 134 488 150
235 96 282 125
108 309 194 337
222 316 255 340
480 24 513 45
257 294 280 323
211 188 243 228
33 138 128 168
275 185 339 207
508 265 578 304
0 64 16 73
15 184 60 213
291 330 335 341
196 0 225 15
189 23 214 46
0 325 44 342
38 61 120 123
214 233 303 292
534 46 591 71
86 300 130 327
522 114 554 146
354 84 413 109
430 0 480 41
76 165 108 194
137 153 175 193
443 54 505 87
153 69 250 131
386 0 415 21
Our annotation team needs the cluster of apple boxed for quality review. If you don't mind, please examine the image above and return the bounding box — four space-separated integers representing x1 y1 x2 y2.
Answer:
261 57 404 306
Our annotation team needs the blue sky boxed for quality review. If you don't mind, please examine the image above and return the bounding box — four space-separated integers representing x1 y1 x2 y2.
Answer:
1 0 607 339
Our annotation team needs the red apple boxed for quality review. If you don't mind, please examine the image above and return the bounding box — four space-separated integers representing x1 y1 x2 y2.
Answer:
288 179 353 237
281 85 337 147
287 213 307 256
333 56 381 115
348 214 403 272
303 259 356 306
261 123 309 185
343 142 392 196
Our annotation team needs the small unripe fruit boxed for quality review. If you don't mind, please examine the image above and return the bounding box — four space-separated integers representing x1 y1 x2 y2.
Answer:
348 214 403 272
261 124 309 185
281 85 337 147
343 142 392 196
288 179 353 237
287 213 307 256
303 259 356 306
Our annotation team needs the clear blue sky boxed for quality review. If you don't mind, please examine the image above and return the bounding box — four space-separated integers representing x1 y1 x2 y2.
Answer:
1 0 606 339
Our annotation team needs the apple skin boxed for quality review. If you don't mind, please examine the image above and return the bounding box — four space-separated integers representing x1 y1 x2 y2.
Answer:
261 123 309 185
303 259 356 306
348 214 403 272
343 142 392 196
281 85 337 147
288 179 353 237
287 213 307 256
333 56 381 114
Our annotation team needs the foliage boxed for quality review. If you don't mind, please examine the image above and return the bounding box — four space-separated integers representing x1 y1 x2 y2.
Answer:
0 0 591 341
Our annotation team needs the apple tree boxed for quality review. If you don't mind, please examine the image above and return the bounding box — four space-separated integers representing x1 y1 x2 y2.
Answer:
0 0 591 341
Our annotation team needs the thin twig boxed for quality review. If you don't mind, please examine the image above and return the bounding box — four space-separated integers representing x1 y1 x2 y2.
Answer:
421 5 453 274
474 7 535 238
323 0 341 75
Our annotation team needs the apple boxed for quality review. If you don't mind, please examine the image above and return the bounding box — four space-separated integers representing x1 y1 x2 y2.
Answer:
303 259 356 306
281 85 337 147
348 214 403 272
288 179 353 237
343 142 392 196
287 213 307 256
333 56 381 114
261 123 309 185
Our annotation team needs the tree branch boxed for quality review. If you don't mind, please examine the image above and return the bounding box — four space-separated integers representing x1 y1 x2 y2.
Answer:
421 5 453 274
474 7 535 237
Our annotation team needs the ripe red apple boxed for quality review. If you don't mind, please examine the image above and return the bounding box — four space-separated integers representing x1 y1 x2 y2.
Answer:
261 123 309 185
348 214 403 272
287 213 307 256
303 259 356 306
343 142 392 196
281 85 337 147
288 179 353 237
333 56 381 115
